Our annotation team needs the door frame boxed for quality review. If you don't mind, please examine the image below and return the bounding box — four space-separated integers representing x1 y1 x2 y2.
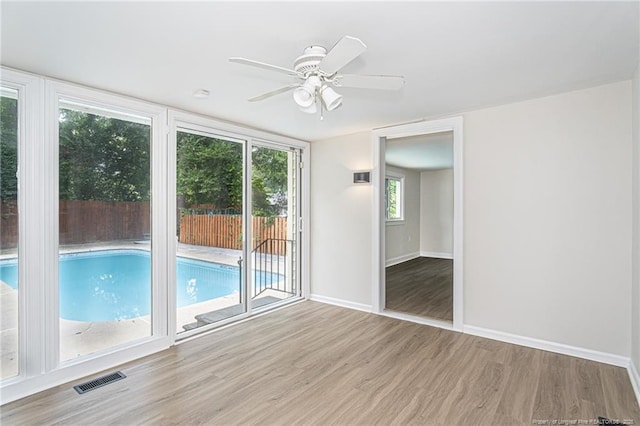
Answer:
371 116 464 331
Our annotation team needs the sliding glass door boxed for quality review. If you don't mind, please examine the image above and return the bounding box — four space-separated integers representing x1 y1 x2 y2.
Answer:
173 122 302 336
175 130 246 334
250 144 300 311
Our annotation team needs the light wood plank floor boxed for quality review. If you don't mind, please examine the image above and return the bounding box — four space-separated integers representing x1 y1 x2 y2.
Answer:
2 301 639 425
386 257 453 321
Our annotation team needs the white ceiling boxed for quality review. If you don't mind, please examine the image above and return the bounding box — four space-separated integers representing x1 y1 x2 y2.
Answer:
1 2 638 142
386 131 453 171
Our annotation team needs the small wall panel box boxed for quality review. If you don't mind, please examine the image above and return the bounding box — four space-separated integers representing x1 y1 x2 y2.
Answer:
353 171 371 184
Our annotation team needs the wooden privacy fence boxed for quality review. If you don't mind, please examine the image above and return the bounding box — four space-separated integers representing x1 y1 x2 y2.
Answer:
2 200 286 254
59 200 150 245
1 200 150 249
179 215 288 254
0 200 18 249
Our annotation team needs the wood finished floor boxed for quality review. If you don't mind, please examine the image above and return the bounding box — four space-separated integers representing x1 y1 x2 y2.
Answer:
386 257 453 321
2 301 639 425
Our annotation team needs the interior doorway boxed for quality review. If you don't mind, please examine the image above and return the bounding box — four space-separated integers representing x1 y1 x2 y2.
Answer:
384 132 454 322
372 117 463 331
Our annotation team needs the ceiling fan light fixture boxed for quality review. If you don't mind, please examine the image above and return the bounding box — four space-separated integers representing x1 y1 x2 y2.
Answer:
320 85 342 111
293 75 321 108
231 36 404 119
299 100 317 114
293 87 314 107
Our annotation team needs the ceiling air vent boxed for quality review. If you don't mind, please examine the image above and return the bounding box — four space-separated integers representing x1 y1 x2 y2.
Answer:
73 371 126 394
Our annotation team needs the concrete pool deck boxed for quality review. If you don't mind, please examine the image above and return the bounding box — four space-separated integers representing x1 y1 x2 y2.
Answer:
0 241 293 380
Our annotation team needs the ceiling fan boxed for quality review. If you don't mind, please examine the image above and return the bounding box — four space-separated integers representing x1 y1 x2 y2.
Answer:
230 36 405 118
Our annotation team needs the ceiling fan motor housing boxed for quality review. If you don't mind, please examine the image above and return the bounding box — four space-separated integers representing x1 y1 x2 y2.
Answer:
294 46 327 76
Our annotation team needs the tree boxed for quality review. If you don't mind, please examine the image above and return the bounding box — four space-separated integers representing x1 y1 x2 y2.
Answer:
2 102 289 214
251 146 288 216
176 134 290 217
59 108 151 202
176 132 243 210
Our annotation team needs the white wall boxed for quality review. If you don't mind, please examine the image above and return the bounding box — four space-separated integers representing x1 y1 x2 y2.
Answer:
632 64 639 371
309 131 373 307
385 165 420 265
310 80 633 357
420 169 453 257
464 80 632 356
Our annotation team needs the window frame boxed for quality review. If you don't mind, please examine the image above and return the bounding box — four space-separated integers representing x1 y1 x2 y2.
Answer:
0 69 43 386
385 171 405 223
45 80 171 371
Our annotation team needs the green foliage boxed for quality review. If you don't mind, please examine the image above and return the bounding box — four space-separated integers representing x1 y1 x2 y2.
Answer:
59 108 150 201
251 146 288 217
0 96 18 201
385 177 399 219
176 133 289 217
1 101 290 214
176 132 243 209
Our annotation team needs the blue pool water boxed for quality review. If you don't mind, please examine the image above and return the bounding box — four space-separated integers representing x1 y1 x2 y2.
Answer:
0 250 280 322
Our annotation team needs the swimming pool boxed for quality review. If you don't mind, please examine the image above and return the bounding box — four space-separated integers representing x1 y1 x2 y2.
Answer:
0 249 282 322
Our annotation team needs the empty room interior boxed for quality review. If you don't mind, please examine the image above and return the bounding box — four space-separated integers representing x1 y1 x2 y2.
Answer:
1 2 640 425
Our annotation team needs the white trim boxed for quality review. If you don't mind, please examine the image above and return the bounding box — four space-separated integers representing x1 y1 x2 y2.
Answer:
385 252 420 267
244 139 252 317
167 110 178 343
0 68 45 383
301 147 311 300
379 310 453 330
309 294 372 313
629 359 640 407
420 251 453 260
372 116 464 331
463 325 630 368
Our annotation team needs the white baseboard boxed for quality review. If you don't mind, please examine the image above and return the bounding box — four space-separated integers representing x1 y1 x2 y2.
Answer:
309 294 372 313
385 252 420 267
380 309 454 331
629 359 640 408
420 251 453 260
463 325 629 367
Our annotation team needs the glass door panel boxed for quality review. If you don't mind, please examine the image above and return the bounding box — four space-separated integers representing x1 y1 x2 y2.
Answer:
175 130 245 334
250 145 299 310
58 102 152 362
0 87 19 378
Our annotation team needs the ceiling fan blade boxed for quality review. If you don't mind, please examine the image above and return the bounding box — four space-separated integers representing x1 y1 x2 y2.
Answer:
230 57 300 76
334 74 405 90
319 36 367 75
248 84 299 102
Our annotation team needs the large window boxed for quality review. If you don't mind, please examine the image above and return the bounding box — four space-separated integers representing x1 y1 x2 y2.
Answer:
58 102 152 361
385 174 404 221
0 87 19 379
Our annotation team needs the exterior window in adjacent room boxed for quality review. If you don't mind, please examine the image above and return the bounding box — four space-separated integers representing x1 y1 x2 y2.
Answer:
385 174 404 221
